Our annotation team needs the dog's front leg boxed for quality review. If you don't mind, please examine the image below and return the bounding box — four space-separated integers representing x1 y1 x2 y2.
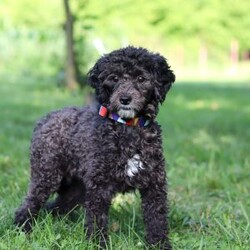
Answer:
84 185 113 248
140 182 171 250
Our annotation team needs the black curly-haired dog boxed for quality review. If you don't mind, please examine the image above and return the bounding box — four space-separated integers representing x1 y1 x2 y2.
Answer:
14 46 175 249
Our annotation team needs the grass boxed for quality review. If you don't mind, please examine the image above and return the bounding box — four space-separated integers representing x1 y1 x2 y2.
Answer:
0 74 249 249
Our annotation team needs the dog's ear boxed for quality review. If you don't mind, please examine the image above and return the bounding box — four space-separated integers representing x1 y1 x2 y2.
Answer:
87 61 101 89
154 55 175 103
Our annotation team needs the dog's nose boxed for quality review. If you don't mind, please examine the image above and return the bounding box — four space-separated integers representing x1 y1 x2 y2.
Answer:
120 96 132 105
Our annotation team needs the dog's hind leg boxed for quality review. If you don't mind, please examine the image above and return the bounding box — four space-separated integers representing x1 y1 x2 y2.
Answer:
14 164 63 233
45 177 85 215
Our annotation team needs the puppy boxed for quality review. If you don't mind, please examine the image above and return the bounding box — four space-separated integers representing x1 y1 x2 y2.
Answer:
14 46 175 249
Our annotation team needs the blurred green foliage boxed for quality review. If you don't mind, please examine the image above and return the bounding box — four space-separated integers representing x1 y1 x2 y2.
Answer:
0 0 250 80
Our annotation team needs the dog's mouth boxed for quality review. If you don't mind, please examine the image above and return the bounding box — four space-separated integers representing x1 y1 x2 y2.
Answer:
117 106 136 119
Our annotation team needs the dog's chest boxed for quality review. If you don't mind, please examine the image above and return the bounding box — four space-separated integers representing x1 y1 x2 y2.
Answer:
110 126 149 180
125 154 144 178
97 123 161 186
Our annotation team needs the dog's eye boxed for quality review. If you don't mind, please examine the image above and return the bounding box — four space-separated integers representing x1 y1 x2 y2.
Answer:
138 76 145 83
113 76 119 82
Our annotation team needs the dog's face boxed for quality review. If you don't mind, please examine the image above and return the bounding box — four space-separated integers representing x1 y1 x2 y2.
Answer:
88 46 175 119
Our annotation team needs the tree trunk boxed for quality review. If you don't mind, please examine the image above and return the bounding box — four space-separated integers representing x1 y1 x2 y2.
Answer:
63 0 78 90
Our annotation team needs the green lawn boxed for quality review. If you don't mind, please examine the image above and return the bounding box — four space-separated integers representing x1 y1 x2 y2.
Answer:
0 75 249 249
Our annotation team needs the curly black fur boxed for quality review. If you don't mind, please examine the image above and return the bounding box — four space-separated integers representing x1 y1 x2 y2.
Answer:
14 46 175 249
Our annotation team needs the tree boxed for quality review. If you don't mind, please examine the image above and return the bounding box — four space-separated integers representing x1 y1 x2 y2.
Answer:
63 0 78 90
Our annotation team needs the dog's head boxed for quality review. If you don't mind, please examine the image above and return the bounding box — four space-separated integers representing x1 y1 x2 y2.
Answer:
88 46 175 119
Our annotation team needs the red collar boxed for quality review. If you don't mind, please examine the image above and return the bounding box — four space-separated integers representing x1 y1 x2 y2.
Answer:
99 106 150 127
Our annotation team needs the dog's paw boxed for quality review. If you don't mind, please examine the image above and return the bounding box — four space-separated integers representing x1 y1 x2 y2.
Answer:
14 209 33 233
